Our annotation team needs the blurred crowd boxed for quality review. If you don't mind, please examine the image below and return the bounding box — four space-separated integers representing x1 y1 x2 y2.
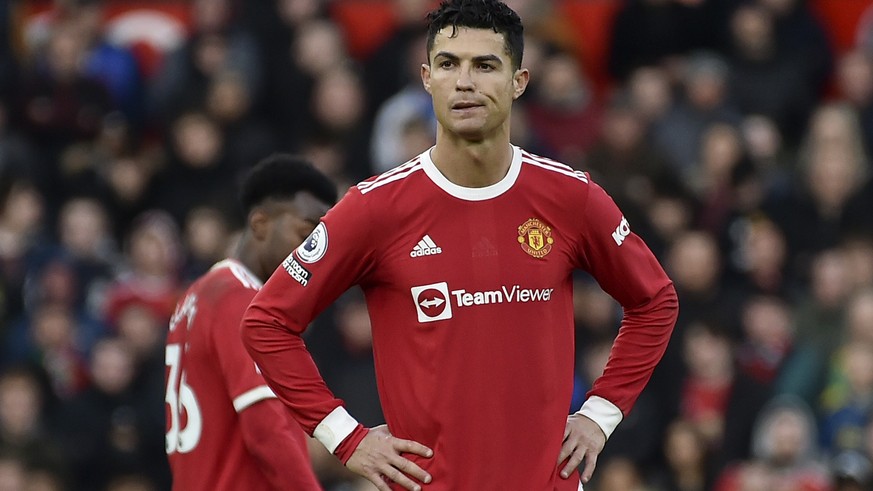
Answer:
1 0 873 490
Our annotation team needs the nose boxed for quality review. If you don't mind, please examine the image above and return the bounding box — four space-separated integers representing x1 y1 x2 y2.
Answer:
456 64 475 91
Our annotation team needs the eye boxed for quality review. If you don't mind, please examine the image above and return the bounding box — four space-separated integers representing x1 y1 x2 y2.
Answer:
439 60 455 69
478 63 494 71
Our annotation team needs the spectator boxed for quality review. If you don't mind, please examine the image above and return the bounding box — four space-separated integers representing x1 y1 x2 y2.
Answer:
648 419 714 491
370 32 436 173
726 3 817 144
54 338 168 491
16 24 115 212
834 50 873 156
584 95 678 237
0 181 46 328
103 211 182 329
653 51 742 178
148 0 261 124
363 0 431 114
0 367 64 475
180 206 232 281
678 321 770 471
713 395 831 491
524 48 602 166
757 0 833 95
307 66 372 181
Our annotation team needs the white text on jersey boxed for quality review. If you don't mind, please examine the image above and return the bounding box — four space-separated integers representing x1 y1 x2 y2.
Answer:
410 235 443 258
451 286 554 306
612 217 630 246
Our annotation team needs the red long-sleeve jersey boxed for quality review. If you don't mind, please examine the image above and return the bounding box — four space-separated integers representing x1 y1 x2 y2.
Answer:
242 146 678 490
165 259 320 491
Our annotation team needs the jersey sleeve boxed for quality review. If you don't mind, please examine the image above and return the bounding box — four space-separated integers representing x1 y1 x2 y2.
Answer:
208 283 276 412
241 188 376 454
575 180 679 437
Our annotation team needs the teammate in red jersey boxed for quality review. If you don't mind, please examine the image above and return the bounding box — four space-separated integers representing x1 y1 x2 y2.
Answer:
242 1 679 490
164 154 336 490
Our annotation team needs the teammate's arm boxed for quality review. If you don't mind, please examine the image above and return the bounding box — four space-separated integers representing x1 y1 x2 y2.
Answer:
211 280 322 489
238 399 324 490
559 180 679 482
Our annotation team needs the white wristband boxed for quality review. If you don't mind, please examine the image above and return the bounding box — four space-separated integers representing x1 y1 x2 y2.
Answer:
577 396 623 439
313 406 360 454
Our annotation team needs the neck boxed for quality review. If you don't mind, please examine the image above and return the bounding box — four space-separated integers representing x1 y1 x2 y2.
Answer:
233 233 267 282
430 127 513 188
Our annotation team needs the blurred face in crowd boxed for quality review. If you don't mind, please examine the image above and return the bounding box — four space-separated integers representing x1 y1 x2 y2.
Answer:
664 420 707 471
700 123 743 182
422 27 529 142
742 115 782 161
844 344 873 396
810 250 851 308
90 339 135 395
277 0 322 27
294 20 346 77
172 113 223 169
742 297 793 351
0 373 41 439
1 184 44 236
683 324 733 381
847 290 873 344
184 207 230 264
806 147 860 213
667 231 721 294
59 198 109 258
312 67 365 131
128 216 180 277
536 52 587 108
837 50 873 106
629 66 672 121
32 305 75 352
116 305 163 359
765 409 809 465
742 219 787 276
731 5 775 59
207 72 251 124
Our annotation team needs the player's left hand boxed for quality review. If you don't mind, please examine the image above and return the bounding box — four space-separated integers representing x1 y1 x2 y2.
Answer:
557 413 606 483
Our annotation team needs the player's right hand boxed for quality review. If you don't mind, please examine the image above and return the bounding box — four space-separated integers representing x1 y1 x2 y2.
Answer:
346 425 433 491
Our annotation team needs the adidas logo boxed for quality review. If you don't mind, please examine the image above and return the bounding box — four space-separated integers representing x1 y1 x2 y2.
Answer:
410 235 443 258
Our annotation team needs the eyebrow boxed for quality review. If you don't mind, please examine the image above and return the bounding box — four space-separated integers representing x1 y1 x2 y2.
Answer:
433 52 504 65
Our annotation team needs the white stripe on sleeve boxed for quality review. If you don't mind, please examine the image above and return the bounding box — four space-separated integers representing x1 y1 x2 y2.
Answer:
232 385 277 412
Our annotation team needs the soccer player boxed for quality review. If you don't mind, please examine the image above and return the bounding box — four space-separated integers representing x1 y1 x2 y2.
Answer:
164 155 336 490
241 1 679 490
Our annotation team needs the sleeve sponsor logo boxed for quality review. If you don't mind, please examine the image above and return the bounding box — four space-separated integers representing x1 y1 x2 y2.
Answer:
612 216 630 246
282 254 312 286
296 222 328 263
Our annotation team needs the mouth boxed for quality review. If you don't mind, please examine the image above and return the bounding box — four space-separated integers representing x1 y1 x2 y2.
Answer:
451 101 483 110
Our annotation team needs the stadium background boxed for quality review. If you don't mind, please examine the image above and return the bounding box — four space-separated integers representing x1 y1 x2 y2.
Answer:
1 0 873 489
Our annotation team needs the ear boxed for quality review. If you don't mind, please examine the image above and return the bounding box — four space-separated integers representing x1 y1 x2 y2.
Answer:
249 209 269 241
421 63 432 94
512 68 530 100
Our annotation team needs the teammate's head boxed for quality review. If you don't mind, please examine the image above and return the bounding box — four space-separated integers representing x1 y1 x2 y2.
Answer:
240 154 337 215
239 154 336 279
426 0 524 71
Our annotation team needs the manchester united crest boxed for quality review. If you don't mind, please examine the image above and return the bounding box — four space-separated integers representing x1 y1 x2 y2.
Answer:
517 218 554 259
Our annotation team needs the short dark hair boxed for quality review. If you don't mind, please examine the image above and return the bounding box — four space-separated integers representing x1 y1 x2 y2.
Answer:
240 154 337 214
426 0 524 70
